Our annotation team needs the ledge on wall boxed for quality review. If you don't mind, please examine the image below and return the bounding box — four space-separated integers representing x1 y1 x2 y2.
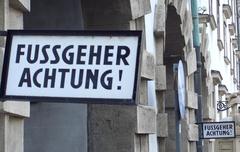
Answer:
0 101 30 117
223 4 232 19
198 14 217 30
218 84 228 96
235 50 240 58
217 39 224 51
9 0 30 12
232 38 238 48
211 70 223 85
224 56 231 65
228 23 236 36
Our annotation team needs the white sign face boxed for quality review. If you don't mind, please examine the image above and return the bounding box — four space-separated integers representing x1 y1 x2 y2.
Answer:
1 30 141 104
178 60 186 119
202 121 235 139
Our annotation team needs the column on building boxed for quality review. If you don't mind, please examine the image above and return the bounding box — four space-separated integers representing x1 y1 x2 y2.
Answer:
82 0 157 152
153 0 168 152
198 12 218 152
0 1 30 152
161 0 199 152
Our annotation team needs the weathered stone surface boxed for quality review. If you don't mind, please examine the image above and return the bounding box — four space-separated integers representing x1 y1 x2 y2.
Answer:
188 124 199 141
0 101 30 118
136 105 156 134
187 74 195 91
7 116 24 152
130 0 151 19
141 50 155 80
165 109 176 152
155 65 166 90
0 1 30 152
158 138 166 152
156 91 165 113
165 89 175 108
88 104 156 152
157 113 168 137
211 70 223 85
0 0 8 47
0 115 5 152
134 134 149 152
181 120 189 152
0 114 25 152
188 109 196 124
8 7 23 29
203 106 215 120
186 49 197 75
218 84 228 96
25 103 87 152
186 90 198 109
154 1 165 37
82 0 150 30
216 140 234 151
25 0 84 30
223 4 232 19
9 0 30 12
139 79 148 105
155 37 164 65
189 142 197 152
181 7 192 44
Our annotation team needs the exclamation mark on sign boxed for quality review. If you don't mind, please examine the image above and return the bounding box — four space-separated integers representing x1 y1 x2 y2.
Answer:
117 70 123 90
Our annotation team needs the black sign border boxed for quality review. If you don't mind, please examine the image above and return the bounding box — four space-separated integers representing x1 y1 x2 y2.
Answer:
0 30 142 105
200 121 236 139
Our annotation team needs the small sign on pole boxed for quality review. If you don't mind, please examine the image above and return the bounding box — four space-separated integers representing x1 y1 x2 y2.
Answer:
0 30 141 104
201 121 236 139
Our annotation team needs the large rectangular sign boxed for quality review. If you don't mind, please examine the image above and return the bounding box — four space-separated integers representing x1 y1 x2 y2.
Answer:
0 30 141 104
202 121 236 139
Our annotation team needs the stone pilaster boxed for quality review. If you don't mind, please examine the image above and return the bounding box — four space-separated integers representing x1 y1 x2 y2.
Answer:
0 1 30 152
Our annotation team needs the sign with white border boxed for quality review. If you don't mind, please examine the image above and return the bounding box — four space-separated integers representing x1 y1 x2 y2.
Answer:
202 121 236 139
0 30 141 104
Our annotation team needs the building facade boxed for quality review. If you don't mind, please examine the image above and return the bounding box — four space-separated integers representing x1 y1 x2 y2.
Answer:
198 0 240 152
0 0 239 152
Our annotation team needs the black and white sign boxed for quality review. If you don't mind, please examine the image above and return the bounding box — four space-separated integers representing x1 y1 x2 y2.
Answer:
202 121 236 139
0 30 141 104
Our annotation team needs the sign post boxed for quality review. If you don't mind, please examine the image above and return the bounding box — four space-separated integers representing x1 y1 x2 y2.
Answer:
0 30 141 104
173 60 186 152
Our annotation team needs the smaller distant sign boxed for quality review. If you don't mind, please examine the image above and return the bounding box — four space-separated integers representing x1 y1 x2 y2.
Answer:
202 121 235 139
